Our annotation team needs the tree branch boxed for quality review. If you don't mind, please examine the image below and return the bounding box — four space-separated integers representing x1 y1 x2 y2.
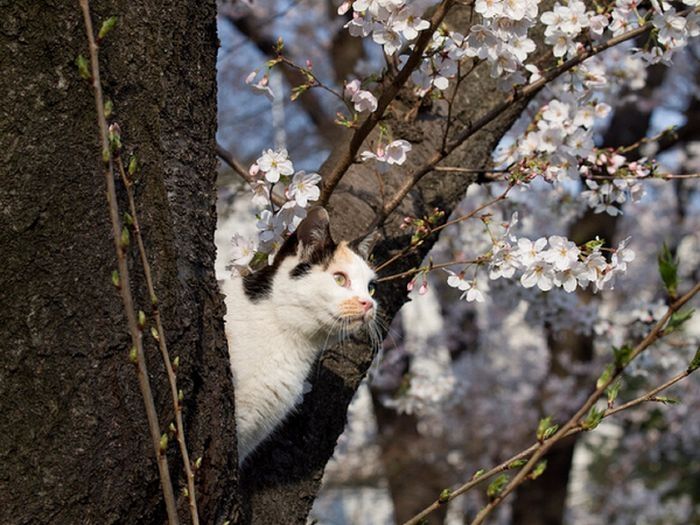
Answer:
116 156 199 525
402 362 698 525
77 2 179 523
470 281 700 525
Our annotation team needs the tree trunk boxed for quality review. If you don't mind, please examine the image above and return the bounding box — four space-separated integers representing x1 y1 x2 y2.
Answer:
0 1 238 523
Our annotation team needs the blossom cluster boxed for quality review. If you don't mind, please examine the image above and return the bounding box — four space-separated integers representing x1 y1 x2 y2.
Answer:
443 221 635 303
579 150 649 216
229 148 322 272
463 0 540 90
339 0 439 56
407 30 468 95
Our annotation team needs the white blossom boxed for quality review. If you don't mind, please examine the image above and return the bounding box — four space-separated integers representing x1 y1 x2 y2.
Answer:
286 171 321 207
257 148 294 183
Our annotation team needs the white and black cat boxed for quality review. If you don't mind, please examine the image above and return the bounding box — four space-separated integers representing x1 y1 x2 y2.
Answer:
222 207 379 463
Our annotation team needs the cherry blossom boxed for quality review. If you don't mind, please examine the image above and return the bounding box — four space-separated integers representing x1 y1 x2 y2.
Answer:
257 148 294 183
230 233 257 269
244 70 275 100
344 79 378 113
286 170 321 207
361 139 412 165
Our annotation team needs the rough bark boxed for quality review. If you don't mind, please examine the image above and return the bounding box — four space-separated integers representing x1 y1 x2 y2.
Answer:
0 1 238 523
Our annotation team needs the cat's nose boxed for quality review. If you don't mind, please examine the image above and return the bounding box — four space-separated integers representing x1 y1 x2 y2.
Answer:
358 298 374 312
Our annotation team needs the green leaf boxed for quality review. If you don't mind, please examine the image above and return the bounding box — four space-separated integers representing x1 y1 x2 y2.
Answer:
137 310 146 329
250 251 268 269
108 124 122 151
652 396 680 405
438 488 451 504
111 269 120 288
487 474 509 500
596 363 614 389
120 226 130 248
128 346 137 363
290 84 310 101
688 347 700 373
665 308 694 334
613 345 633 368
585 237 605 252
128 155 138 176
537 416 558 442
582 405 604 430
658 243 679 298
529 460 547 480
508 459 527 469
98 16 118 40
606 378 622 406
472 469 485 480
75 54 90 80
104 99 113 118
150 326 160 342
159 433 168 452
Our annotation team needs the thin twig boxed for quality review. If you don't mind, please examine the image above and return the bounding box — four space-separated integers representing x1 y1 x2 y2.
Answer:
584 172 700 181
402 365 697 525
433 166 506 175
278 56 347 104
470 281 700 525
375 185 512 274
377 258 479 283
116 157 199 525
77 2 179 523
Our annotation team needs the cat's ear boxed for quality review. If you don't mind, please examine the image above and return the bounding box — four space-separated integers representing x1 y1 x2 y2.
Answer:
351 229 381 261
296 206 336 264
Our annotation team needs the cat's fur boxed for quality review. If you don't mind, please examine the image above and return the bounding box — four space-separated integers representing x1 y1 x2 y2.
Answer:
222 207 378 463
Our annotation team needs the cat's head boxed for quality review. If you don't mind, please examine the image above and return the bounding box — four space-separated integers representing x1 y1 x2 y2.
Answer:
243 207 378 340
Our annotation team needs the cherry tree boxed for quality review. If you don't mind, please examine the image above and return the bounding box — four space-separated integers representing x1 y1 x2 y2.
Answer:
3 0 699 524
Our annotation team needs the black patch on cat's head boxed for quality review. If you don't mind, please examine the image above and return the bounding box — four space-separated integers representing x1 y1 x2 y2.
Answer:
243 207 336 301
242 264 276 301
289 262 311 279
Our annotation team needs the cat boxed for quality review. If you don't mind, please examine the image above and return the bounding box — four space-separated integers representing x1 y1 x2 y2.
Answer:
222 207 379 463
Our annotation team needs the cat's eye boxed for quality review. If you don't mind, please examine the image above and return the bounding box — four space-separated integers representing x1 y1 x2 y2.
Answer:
368 281 376 296
334 272 348 287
